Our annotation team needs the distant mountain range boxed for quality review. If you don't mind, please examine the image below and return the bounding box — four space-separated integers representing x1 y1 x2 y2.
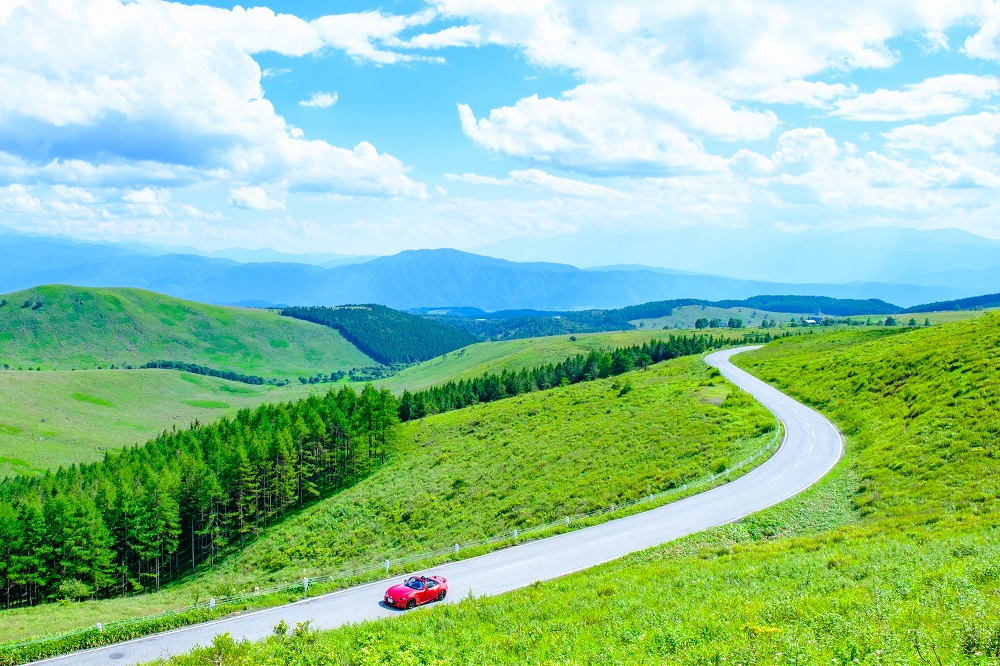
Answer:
0 228 977 310
479 226 1000 290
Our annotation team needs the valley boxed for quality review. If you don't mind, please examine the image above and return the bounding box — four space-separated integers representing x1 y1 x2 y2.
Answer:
1 284 997 664
140 311 1000 665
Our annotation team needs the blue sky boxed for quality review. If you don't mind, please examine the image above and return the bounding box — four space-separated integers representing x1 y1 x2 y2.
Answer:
0 1 999 267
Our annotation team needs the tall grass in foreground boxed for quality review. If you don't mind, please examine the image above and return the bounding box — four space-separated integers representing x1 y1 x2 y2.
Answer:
160 315 1000 664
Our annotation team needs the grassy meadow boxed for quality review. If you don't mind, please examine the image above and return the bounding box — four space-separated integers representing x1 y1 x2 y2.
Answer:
157 313 1000 665
631 303 992 330
906 307 1000 325
379 328 712 393
0 327 737 477
0 370 323 477
0 285 373 377
0 355 776 642
630 304 811 329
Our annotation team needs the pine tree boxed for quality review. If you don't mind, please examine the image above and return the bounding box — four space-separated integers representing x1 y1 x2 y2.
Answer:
0 502 19 608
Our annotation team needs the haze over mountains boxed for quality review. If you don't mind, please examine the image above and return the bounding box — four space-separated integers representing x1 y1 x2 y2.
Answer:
1 226 995 310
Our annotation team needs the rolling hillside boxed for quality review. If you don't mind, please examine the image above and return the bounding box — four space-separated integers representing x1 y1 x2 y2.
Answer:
903 291 1000 313
173 313 1000 663
0 355 775 645
379 328 704 393
0 285 374 378
0 371 321 477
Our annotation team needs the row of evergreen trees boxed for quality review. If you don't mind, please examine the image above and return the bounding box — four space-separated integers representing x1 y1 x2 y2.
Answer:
0 384 398 609
397 332 779 420
142 360 289 386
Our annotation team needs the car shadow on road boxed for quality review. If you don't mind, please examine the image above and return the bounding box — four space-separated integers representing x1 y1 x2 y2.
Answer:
379 601 406 612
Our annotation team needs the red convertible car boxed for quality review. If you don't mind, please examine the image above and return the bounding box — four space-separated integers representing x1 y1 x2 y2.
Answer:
383 575 448 609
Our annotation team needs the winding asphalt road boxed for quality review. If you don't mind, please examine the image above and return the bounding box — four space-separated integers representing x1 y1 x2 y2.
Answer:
37 347 843 665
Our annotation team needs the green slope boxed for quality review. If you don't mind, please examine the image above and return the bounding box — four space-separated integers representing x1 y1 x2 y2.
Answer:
379 328 696 393
157 314 1000 665
0 285 374 378
0 328 742 478
0 370 320 477
0 355 775 643
630 304 801 330
631 304 985 330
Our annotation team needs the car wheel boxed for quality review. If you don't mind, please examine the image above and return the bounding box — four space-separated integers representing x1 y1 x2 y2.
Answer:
437 590 446 601
406 599 416 610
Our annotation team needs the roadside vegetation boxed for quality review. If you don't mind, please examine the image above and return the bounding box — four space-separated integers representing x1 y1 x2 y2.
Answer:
155 313 1000 665
0 286 373 377
0 355 775 648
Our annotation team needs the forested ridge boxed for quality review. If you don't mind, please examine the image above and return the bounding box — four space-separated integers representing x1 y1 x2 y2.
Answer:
398 331 784 420
280 305 477 365
711 295 902 316
903 291 1000 313
423 295 902 341
0 384 397 608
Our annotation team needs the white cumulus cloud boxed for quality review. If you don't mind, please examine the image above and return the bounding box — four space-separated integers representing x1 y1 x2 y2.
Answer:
51 184 99 204
228 186 286 211
750 81 857 108
399 24 482 49
0 184 42 213
447 168 624 198
299 92 339 108
0 0 426 199
964 3 1000 61
832 74 1000 121
122 187 170 216
884 112 1000 154
438 1 995 176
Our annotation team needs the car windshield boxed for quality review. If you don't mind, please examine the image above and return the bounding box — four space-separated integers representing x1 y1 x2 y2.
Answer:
404 578 423 590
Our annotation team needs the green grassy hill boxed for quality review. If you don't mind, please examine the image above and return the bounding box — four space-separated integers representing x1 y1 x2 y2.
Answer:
157 313 1000 665
0 328 719 477
0 285 374 378
0 371 321 477
379 328 698 393
630 304 799 329
0 355 775 643
634 304 985 330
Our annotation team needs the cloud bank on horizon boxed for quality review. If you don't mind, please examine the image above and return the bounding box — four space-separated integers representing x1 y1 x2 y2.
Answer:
0 0 999 262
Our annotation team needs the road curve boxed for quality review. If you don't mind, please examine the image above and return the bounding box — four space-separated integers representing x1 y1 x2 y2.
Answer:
38 347 843 665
